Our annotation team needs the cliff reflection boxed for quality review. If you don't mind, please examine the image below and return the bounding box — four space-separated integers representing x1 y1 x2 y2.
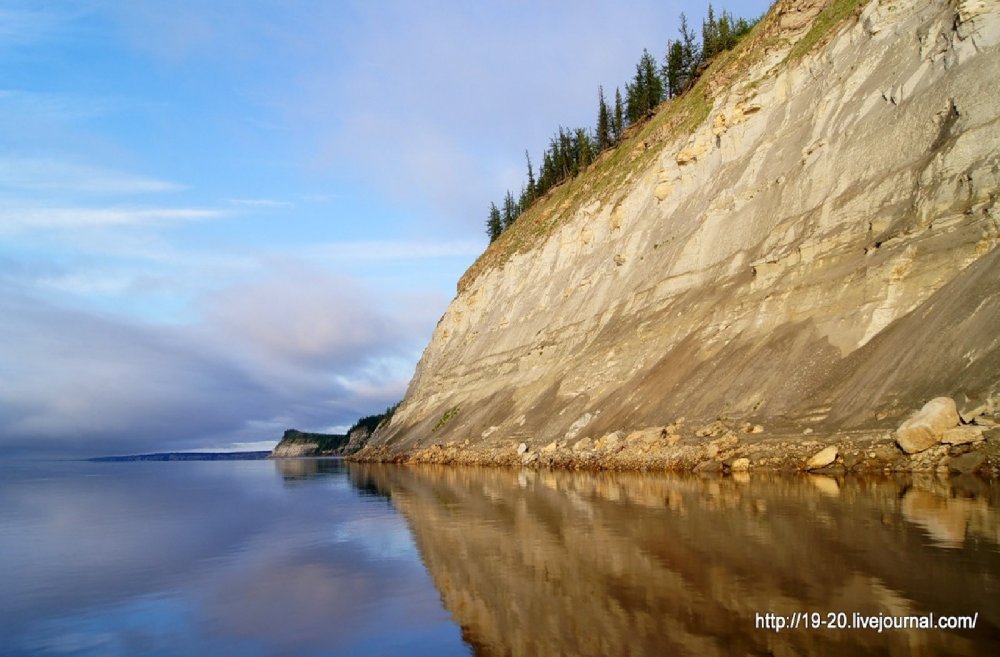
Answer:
351 465 1000 656
273 456 345 482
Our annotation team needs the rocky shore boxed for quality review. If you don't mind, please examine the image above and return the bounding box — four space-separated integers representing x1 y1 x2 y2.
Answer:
352 397 1000 478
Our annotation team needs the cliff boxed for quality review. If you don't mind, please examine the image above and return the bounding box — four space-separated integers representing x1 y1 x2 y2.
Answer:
270 428 368 458
358 0 1000 470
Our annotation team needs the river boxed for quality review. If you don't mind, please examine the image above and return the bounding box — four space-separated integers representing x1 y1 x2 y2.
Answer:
1 458 998 655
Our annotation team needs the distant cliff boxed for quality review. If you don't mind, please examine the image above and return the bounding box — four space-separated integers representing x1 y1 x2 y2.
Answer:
358 0 1000 471
271 430 349 458
271 406 397 457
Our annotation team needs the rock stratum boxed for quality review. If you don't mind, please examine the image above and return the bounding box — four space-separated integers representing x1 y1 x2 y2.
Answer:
356 0 1000 473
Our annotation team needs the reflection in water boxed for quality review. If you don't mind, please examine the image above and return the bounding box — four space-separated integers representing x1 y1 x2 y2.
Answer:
273 455 346 482
353 465 1000 656
0 459 468 657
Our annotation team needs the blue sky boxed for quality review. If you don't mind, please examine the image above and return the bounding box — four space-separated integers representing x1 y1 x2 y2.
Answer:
0 0 771 456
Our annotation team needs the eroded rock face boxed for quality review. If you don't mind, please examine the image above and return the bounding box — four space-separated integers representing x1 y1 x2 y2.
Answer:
366 0 1000 459
270 440 319 458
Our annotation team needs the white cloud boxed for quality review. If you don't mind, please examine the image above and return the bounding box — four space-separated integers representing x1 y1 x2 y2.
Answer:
0 89 121 123
202 264 419 373
304 239 482 263
0 205 225 232
226 198 294 208
0 156 184 195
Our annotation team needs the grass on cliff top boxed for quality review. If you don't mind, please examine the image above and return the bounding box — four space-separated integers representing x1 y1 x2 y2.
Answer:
786 0 866 63
457 79 712 293
458 0 862 294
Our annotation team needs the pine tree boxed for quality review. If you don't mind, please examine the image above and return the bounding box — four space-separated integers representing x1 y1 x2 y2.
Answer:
524 150 536 205
596 86 611 151
626 49 663 124
642 49 664 112
665 39 684 98
613 87 624 141
575 127 593 171
718 10 734 51
540 150 554 195
486 202 502 242
502 190 518 230
702 3 719 60
559 127 573 179
678 13 700 93
734 16 752 39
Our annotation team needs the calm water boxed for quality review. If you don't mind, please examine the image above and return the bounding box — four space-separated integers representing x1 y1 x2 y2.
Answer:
2 459 999 656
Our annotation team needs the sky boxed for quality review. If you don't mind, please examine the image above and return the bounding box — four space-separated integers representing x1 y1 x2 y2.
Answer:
0 0 772 457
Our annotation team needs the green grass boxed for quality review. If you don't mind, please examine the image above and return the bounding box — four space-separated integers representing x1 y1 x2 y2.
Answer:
786 0 865 62
432 406 460 432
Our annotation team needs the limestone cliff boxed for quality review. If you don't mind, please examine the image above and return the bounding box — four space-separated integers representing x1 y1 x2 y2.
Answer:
362 0 1000 462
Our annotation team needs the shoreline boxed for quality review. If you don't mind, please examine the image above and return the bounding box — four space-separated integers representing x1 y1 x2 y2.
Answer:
350 427 1000 479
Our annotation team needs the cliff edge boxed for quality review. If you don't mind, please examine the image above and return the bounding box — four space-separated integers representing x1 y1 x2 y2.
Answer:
357 0 1000 473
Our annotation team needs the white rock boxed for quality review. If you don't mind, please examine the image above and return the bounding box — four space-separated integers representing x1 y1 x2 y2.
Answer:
896 397 960 454
806 446 838 470
516 442 528 455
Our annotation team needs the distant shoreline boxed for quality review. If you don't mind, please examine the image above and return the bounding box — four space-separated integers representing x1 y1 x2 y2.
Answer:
88 451 271 462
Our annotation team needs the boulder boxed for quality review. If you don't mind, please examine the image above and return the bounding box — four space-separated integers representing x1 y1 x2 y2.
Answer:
805 446 838 470
693 460 722 474
895 397 960 454
516 442 528 455
941 426 986 446
948 451 986 475
730 457 751 472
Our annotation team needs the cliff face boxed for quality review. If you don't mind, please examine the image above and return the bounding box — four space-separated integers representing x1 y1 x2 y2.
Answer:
368 0 1000 458
270 428 370 458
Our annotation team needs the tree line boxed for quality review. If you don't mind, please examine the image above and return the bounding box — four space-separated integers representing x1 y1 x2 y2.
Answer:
487 4 758 243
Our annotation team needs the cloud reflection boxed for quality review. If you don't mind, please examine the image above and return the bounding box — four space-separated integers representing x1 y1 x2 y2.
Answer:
0 460 468 656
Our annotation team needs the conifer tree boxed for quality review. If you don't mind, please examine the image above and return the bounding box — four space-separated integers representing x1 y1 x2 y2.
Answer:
702 3 719 60
613 87 624 139
524 150 536 204
626 49 663 124
502 190 518 230
642 49 664 111
540 150 554 194
734 16 752 38
559 127 573 178
678 12 700 90
596 86 611 151
575 127 592 171
486 202 502 242
718 10 734 51
665 39 684 98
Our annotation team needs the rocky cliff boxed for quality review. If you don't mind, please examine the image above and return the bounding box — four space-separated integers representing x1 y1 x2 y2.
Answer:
358 0 1000 468
270 428 370 458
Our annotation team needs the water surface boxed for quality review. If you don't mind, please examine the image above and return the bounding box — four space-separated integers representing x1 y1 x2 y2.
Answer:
2 459 999 656
0 458 467 657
